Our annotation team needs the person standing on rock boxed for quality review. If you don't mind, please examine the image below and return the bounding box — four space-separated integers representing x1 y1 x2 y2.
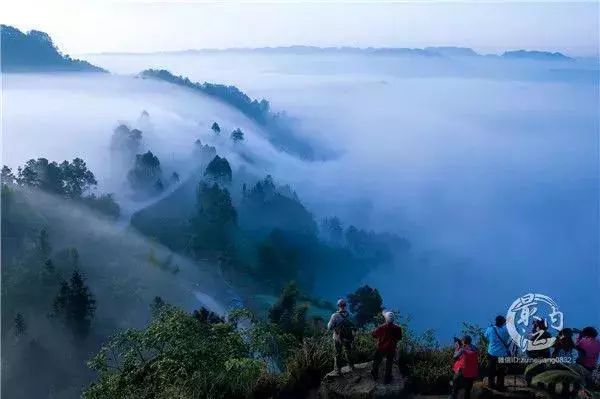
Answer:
371 311 403 384
484 315 510 390
327 298 356 375
450 335 479 399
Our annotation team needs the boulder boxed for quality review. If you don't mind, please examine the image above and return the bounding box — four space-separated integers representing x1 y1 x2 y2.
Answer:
318 361 406 398
471 377 553 399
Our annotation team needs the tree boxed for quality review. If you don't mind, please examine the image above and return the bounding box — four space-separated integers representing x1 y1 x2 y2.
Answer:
347 285 383 327
150 296 166 318
1 165 15 184
53 269 96 339
322 217 343 244
15 157 97 197
211 122 221 135
110 124 143 154
193 307 225 324
204 155 232 184
17 158 64 194
344 225 406 264
127 151 163 193
79 193 121 219
60 158 97 198
230 128 244 143
268 282 307 338
189 182 237 253
9 157 119 217
240 176 317 237
14 313 26 336
84 307 260 399
258 230 299 291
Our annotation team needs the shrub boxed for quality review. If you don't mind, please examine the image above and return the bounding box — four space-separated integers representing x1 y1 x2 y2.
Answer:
402 347 453 394
282 334 332 394
84 307 257 399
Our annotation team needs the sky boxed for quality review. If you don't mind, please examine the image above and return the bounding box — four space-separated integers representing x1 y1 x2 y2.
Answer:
1 0 598 56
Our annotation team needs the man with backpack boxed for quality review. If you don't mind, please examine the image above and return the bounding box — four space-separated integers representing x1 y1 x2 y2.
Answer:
484 315 511 390
327 298 355 374
371 311 403 384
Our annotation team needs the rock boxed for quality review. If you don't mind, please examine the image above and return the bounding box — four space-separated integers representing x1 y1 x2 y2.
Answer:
471 377 553 399
318 361 406 398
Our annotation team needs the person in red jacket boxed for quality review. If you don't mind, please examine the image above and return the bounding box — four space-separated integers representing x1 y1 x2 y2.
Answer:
371 311 403 383
451 335 479 399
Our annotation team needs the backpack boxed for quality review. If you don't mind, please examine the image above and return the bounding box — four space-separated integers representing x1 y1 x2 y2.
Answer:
336 313 354 343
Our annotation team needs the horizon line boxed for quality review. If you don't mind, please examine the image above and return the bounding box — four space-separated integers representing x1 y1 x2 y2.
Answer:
75 45 596 58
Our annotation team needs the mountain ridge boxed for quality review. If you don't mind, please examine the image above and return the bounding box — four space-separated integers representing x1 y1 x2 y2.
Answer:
84 45 576 61
1 24 106 73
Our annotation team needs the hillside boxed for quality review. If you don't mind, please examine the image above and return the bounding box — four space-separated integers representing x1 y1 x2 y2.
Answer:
1 25 106 72
139 69 332 160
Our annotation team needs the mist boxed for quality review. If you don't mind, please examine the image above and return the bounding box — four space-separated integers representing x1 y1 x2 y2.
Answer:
3 51 599 339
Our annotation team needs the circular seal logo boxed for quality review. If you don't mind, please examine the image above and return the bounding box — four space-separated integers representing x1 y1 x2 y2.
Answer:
506 293 564 352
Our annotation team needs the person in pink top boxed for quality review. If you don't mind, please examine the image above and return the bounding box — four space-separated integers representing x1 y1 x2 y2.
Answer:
576 326 600 372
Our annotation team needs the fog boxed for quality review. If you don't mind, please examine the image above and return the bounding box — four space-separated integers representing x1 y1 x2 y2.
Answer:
3 52 599 338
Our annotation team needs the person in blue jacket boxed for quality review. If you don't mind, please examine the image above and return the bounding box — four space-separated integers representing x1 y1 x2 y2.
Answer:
484 315 511 390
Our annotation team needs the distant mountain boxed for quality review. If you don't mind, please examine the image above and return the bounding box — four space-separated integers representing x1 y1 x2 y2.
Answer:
502 50 573 61
139 46 444 57
424 46 479 57
94 46 575 60
1 25 106 72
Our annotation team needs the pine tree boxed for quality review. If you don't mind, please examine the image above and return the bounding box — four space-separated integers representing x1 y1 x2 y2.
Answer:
53 270 96 339
230 128 244 143
211 122 221 135
67 270 96 338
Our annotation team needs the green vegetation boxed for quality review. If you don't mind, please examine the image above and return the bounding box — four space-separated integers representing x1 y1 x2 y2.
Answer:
268 282 308 339
204 155 232 183
52 268 97 339
211 121 221 135
1 25 106 72
139 69 323 159
110 124 143 154
2 158 119 218
189 182 237 254
83 286 460 399
127 151 164 194
2 151 419 399
231 128 245 143
348 285 383 328
140 69 271 125
84 306 258 399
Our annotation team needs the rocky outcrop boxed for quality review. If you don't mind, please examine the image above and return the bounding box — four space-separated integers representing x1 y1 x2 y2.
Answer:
471 376 575 399
318 361 406 398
